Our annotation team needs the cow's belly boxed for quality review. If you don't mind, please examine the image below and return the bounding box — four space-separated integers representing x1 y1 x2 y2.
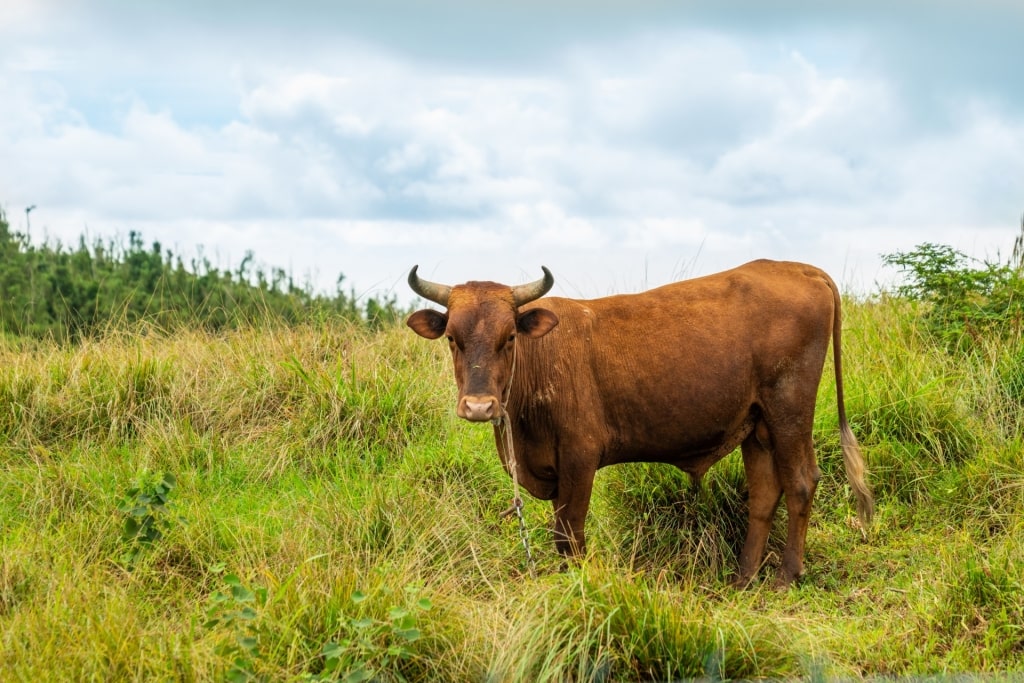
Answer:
602 400 758 477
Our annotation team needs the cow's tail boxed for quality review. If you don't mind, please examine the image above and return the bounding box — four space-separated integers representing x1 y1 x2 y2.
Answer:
829 277 874 538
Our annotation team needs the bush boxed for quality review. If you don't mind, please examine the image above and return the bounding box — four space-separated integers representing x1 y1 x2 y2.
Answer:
882 242 1024 352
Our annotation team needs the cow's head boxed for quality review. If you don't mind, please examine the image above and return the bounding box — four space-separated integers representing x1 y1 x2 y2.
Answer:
407 266 559 422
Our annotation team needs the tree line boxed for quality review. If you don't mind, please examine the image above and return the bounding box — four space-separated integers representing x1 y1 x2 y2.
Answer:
0 209 403 342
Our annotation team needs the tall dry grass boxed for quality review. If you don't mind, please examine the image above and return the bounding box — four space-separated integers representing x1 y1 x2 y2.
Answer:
1 301 1022 681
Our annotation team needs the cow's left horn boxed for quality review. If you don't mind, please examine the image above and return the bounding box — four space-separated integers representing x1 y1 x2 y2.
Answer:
408 265 451 307
511 266 554 307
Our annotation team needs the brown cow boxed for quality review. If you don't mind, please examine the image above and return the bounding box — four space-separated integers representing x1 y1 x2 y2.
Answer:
406 260 872 587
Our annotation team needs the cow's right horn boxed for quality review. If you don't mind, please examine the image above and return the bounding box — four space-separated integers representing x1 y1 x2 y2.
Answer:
511 266 555 307
408 265 451 307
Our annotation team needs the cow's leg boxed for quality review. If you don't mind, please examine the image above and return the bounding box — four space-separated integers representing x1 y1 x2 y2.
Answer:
551 461 597 558
735 430 782 588
772 431 821 587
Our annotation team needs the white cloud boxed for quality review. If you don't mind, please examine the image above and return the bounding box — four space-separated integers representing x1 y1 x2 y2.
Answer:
623 218 710 249
1 4 1022 306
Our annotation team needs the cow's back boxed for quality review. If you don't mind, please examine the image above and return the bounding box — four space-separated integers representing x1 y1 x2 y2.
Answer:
515 260 837 469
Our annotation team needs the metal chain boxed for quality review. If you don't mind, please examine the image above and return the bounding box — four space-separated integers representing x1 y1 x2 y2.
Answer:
513 495 536 577
496 416 537 578
494 341 538 578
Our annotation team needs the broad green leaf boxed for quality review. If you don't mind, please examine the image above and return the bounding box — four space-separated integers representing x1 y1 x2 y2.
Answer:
236 635 259 652
321 641 344 659
342 667 373 683
231 584 255 602
395 628 420 643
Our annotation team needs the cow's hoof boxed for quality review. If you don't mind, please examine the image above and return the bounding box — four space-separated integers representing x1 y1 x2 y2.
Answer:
773 570 802 590
730 574 756 590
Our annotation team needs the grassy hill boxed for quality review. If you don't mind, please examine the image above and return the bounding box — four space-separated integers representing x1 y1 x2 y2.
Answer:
1 286 1021 680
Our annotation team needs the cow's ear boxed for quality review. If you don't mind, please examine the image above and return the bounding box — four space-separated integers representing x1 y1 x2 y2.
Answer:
517 307 559 338
407 309 448 340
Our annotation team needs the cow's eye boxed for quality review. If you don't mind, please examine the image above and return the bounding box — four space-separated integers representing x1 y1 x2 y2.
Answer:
507 334 516 343
446 335 454 343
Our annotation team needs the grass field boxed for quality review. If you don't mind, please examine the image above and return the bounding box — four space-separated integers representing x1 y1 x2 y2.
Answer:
1 295 1022 681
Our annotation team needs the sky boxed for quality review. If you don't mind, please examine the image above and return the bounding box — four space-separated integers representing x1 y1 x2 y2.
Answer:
2 1 1023 305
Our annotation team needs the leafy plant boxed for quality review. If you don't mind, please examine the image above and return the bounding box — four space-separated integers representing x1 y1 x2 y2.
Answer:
882 242 1024 351
204 572 270 683
310 585 433 682
116 470 181 567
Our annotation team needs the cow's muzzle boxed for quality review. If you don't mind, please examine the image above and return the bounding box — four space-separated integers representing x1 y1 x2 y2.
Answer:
457 395 501 422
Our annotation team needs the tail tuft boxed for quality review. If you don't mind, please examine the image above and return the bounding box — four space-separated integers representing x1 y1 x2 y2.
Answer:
840 423 874 538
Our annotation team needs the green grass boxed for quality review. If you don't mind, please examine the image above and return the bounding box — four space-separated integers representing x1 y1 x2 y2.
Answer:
1 299 1022 681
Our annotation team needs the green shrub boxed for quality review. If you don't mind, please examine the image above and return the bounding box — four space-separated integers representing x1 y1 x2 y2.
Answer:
117 470 182 567
311 586 433 683
882 242 1024 352
204 572 270 682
